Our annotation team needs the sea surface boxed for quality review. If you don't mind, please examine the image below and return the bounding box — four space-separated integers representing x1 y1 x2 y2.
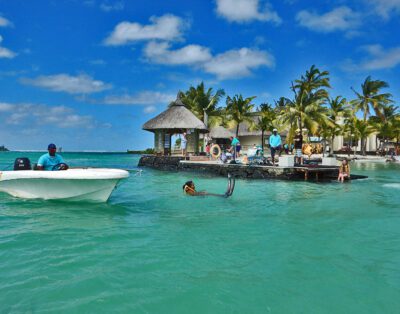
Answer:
1 152 399 313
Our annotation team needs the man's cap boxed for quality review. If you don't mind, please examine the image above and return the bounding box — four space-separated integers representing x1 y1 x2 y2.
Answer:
273 128 278 132
48 143 56 149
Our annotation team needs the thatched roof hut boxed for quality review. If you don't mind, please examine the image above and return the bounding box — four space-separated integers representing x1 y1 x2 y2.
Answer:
143 97 208 133
142 95 208 155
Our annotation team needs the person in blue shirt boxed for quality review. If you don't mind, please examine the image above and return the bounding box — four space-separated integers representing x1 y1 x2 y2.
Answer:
229 136 240 159
269 128 282 166
37 143 69 171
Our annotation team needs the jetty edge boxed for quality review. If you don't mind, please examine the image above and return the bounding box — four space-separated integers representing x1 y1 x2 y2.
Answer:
138 155 367 181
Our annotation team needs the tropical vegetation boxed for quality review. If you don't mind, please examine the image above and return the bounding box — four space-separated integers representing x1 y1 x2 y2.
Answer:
180 66 399 156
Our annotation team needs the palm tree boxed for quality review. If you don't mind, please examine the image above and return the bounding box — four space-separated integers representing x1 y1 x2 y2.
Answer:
343 110 359 157
179 82 225 127
225 94 256 136
325 96 349 154
351 76 393 122
345 109 375 156
354 119 375 155
278 65 333 138
370 104 400 151
253 103 276 152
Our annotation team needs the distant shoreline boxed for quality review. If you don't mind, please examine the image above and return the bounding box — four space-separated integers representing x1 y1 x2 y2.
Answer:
0 150 138 154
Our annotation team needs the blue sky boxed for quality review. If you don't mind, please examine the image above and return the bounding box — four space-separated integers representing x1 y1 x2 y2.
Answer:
0 0 399 151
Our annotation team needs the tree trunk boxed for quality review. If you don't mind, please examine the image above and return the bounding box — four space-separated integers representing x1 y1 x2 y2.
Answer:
261 130 264 154
354 138 357 158
362 137 367 156
330 135 335 155
348 136 352 157
236 123 239 137
203 110 208 152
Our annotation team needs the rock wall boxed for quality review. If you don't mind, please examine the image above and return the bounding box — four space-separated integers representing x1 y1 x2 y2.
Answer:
138 155 185 171
139 156 307 180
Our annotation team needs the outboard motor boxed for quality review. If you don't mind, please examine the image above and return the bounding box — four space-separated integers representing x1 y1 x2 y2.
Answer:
13 157 32 171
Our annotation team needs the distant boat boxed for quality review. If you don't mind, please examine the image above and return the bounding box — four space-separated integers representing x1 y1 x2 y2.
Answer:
0 145 9 152
58 147 63 153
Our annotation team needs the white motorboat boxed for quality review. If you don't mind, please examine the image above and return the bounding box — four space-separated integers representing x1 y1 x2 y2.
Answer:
0 168 129 202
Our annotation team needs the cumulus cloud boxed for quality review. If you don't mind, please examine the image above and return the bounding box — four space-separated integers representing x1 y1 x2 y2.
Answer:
367 0 400 19
20 73 112 94
143 105 157 114
144 42 274 80
144 42 212 65
0 102 14 111
101 91 175 105
0 15 12 27
355 45 400 70
0 35 16 58
100 1 124 12
204 48 274 79
0 102 95 128
104 14 186 45
296 6 361 33
215 0 281 24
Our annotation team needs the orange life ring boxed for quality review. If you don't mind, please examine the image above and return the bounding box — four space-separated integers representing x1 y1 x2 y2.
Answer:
211 144 221 159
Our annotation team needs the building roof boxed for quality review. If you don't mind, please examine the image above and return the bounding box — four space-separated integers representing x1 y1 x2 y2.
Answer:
209 116 288 138
142 96 208 133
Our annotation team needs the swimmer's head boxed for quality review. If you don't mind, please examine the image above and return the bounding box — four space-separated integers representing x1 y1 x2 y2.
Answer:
183 180 194 190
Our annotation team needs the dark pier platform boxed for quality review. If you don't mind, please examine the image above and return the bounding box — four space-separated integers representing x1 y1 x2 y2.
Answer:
138 155 368 181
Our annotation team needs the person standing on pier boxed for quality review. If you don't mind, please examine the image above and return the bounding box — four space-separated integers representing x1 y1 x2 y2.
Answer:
294 129 303 165
269 128 282 166
181 132 187 157
230 136 241 159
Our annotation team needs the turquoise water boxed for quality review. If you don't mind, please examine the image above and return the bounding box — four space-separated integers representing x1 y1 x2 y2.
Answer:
1 152 399 313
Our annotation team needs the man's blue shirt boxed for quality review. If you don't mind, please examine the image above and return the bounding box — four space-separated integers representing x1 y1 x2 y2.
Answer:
37 153 65 171
269 134 282 147
231 137 240 146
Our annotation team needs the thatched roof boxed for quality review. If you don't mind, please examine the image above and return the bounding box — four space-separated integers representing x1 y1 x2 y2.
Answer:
209 115 288 138
142 96 208 133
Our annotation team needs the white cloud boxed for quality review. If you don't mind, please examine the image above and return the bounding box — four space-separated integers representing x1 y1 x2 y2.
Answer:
143 105 157 114
296 6 361 33
102 91 175 105
100 1 124 12
144 42 274 79
0 35 16 58
360 45 400 70
0 15 12 27
20 73 112 94
144 42 212 65
0 102 95 128
204 48 274 79
215 0 281 24
104 14 186 45
0 102 14 111
368 0 400 19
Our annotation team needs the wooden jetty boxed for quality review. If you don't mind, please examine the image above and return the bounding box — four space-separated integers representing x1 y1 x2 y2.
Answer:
138 155 367 181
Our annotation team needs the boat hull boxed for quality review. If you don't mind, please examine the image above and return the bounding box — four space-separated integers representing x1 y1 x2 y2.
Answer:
0 169 129 202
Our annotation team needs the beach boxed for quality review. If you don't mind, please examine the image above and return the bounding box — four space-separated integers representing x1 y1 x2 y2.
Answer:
1 152 400 312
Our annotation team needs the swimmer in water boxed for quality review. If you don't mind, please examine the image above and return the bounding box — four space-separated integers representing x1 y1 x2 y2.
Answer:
183 174 235 197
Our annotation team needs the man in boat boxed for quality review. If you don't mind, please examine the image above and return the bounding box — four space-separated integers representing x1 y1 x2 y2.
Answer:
37 143 69 171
